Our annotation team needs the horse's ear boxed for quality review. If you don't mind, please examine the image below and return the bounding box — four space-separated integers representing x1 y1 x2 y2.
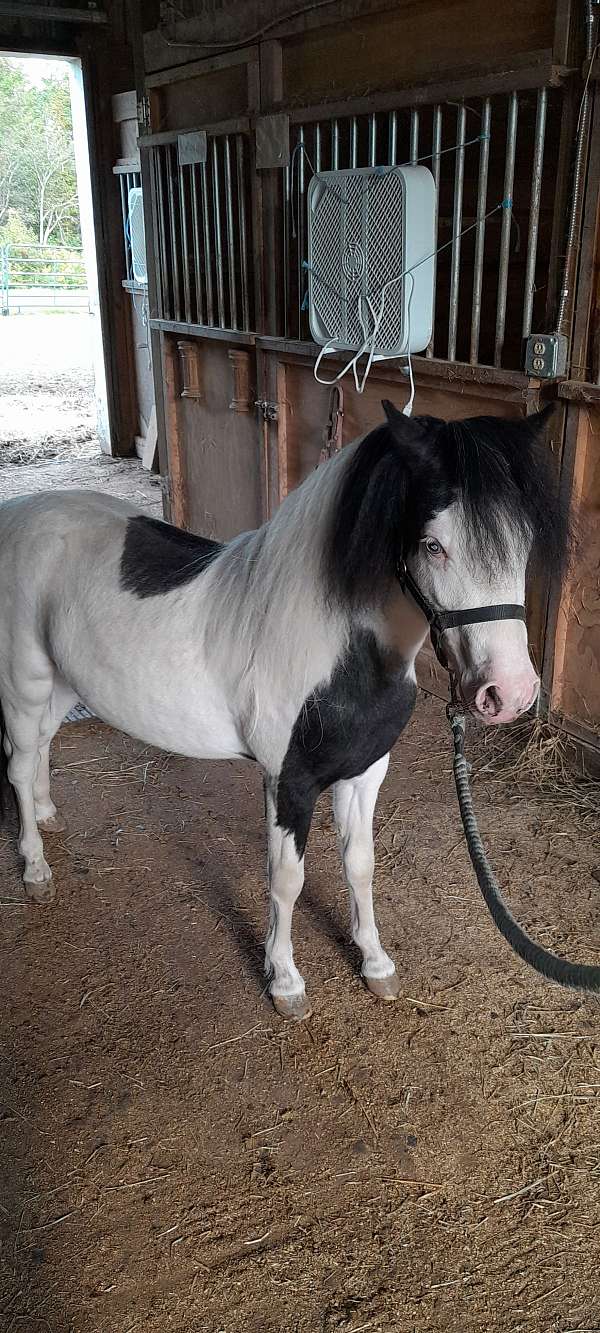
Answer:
524 402 555 435
381 399 442 468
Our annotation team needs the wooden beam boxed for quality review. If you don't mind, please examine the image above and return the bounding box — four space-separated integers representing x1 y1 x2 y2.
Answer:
287 56 567 125
161 335 188 529
145 45 258 88
149 318 255 346
0 1 107 20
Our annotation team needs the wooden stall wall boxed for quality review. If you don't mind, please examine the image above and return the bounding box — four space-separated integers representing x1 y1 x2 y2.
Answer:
546 395 600 755
137 0 600 748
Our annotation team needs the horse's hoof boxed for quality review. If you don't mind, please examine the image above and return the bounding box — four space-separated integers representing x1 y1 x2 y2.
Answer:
37 813 67 834
364 970 400 1002
24 876 56 905
272 991 312 1021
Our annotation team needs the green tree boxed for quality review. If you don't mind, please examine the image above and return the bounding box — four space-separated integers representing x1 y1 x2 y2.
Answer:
0 58 80 248
0 59 29 230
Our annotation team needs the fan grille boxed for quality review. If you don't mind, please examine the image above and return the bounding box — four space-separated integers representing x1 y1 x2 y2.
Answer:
309 169 405 354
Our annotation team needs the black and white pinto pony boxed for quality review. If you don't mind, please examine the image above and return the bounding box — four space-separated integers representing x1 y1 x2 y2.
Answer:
0 401 567 1018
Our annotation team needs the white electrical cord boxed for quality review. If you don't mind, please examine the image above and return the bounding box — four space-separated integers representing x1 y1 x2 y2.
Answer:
313 269 416 413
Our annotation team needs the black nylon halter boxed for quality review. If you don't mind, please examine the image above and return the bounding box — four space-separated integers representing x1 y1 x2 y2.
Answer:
396 559 527 674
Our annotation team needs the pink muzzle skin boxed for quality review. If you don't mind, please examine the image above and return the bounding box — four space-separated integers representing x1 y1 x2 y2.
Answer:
471 673 540 725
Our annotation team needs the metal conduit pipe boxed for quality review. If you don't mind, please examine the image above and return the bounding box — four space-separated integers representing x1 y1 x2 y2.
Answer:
556 0 598 341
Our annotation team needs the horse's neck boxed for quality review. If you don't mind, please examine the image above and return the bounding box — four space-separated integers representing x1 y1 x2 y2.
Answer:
376 584 429 672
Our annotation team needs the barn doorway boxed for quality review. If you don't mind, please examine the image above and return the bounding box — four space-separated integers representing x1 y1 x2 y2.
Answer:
0 51 159 515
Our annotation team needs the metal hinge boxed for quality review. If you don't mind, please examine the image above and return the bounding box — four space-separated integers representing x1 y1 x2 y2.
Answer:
255 399 279 422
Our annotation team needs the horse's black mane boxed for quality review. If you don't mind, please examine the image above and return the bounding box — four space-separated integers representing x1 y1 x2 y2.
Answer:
326 401 571 606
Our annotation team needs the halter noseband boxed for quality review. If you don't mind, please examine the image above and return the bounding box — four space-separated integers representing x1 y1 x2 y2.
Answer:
396 559 527 675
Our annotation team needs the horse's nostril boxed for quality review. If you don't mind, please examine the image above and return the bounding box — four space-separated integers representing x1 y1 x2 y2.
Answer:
475 684 503 716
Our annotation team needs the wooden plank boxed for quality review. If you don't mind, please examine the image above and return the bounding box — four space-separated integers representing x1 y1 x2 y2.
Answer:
287 57 564 125
161 335 188 529
111 89 137 122
275 360 288 504
570 86 600 380
545 80 576 329
145 46 258 89
255 337 533 391
141 405 158 470
0 1 107 20
138 117 250 148
544 402 600 732
257 40 284 334
558 379 600 402
552 0 573 65
149 318 256 346
142 0 557 73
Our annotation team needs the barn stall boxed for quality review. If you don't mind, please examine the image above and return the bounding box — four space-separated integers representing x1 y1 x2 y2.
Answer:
0 2 600 1331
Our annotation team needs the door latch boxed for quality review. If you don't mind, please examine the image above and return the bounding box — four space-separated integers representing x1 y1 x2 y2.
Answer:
255 399 279 421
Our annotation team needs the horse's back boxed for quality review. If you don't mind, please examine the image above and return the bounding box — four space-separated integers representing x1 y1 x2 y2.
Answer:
0 487 140 539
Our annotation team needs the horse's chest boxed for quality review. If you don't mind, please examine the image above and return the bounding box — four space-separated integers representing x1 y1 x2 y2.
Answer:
277 630 416 852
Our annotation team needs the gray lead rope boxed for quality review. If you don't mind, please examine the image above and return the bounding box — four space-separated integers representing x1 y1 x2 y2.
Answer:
447 701 600 993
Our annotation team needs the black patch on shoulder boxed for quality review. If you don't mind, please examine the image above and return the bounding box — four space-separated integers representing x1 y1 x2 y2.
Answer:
120 515 223 598
277 629 416 856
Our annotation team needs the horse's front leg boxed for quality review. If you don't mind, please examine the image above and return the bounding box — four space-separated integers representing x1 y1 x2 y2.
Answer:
264 779 313 1021
333 753 400 1001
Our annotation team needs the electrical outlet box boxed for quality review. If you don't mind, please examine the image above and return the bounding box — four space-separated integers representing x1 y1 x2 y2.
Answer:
525 332 568 379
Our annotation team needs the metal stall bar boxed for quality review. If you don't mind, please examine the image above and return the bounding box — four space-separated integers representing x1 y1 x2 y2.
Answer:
350 116 358 167
211 136 226 327
331 119 340 168
236 135 250 331
470 97 491 364
522 87 547 340
155 148 170 319
426 105 442 357
190 163 204 324
297 124 306 338
494 91 518 366
224 135 238 330
179 162 192 324
314 121 322 172
368 113 377 166
200 156 214 325
166 145 182 323
388 110 397 165
448 103 466 361
410 109 419 164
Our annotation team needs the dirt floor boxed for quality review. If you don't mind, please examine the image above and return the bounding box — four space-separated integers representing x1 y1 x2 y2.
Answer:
1 318 600 1331
1 696 599 1333
0 312 161 513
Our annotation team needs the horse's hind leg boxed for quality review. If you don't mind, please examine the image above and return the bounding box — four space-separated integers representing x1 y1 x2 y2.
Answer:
34 679 78 832
3 698 55 903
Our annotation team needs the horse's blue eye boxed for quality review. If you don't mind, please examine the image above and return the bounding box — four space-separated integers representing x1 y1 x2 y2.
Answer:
425 538 444 556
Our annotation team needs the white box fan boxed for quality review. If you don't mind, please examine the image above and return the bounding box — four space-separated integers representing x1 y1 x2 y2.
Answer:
307 165 436 357
127 186 147 286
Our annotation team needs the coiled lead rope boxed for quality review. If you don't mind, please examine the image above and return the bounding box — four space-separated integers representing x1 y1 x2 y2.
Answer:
448 704 600 993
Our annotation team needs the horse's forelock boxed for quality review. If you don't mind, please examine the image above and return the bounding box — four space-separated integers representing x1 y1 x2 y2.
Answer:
437 409 571 580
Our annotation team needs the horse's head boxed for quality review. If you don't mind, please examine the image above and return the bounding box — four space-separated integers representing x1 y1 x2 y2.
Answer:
327 400 570 726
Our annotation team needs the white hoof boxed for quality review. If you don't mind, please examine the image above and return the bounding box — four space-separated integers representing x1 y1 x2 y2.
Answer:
271 991 312 1021
363 970 400 1002
24 859 55 904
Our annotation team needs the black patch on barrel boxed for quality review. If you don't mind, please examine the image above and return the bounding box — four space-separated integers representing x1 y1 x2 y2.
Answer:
120 515 222 599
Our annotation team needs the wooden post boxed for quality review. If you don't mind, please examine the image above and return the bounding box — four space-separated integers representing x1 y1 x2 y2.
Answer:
161 334 189 529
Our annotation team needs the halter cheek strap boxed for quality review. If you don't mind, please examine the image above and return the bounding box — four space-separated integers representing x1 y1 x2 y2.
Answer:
396 560 527 673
